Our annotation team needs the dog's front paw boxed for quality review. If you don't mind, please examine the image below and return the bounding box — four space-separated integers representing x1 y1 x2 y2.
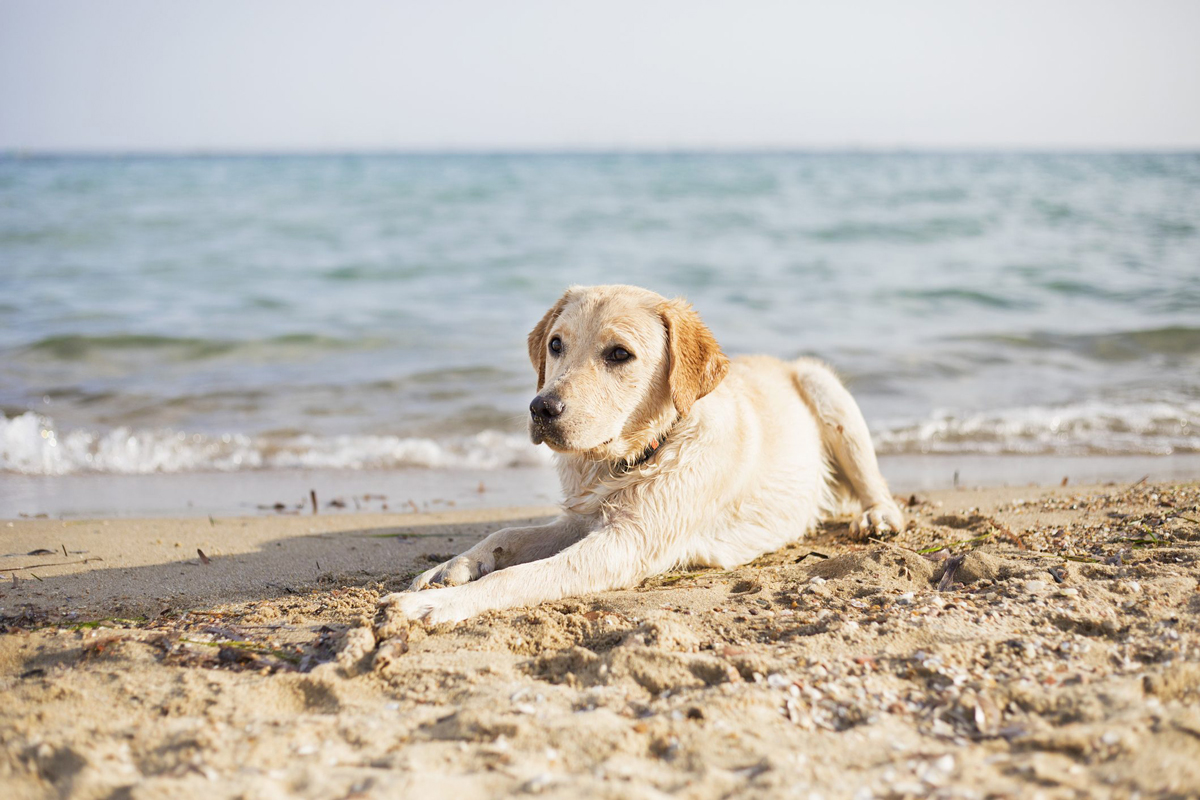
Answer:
851 500 905 537
410 553 490 590
377 587 471 631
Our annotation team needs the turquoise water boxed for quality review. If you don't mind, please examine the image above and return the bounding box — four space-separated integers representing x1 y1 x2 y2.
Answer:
2 153 1198 474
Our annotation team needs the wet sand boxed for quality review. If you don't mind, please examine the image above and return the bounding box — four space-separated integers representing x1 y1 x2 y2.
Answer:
2 481 1200 798
6 453 1200 520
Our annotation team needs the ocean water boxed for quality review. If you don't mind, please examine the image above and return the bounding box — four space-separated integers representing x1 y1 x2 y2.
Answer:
2 152 1199 476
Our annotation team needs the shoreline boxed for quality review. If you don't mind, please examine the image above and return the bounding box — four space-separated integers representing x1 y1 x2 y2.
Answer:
3 452 1199 520
2 480 1199 797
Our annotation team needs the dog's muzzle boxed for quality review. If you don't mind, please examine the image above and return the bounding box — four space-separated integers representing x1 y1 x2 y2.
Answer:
529 394 566 445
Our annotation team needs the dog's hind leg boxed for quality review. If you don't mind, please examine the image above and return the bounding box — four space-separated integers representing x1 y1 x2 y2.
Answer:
791 358 904 535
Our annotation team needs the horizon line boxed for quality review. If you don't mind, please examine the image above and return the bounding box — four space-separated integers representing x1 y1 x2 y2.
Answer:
4 144 1200 159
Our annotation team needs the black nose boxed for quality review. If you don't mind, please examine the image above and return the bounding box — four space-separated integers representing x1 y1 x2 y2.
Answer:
530 395 565 420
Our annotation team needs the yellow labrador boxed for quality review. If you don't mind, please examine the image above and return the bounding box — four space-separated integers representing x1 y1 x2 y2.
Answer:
381 285 902 625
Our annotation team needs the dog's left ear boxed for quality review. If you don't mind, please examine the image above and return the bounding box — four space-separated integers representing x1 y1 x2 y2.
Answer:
658 298 730 416
527 290 573 391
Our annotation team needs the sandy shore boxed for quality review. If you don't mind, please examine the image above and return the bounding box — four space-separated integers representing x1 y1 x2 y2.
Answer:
3 481 1200 798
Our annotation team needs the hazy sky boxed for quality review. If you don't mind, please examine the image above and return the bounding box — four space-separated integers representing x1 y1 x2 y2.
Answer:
2 0 1198 152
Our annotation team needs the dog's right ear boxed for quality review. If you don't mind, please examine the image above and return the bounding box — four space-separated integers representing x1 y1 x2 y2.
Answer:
527 291 572 391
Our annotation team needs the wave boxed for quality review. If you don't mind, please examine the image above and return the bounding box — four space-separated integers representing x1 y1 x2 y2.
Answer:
873 400 1200 456
971 326 1200 362
14 333 386 362
896 287 1026 309
4 399 1198 475
808 216 985 243
0 413 551 475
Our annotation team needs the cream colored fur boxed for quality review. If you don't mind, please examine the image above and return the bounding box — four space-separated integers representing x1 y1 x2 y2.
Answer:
380 285 903 626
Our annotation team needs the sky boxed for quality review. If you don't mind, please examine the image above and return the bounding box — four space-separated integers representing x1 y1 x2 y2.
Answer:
1 0 1198 152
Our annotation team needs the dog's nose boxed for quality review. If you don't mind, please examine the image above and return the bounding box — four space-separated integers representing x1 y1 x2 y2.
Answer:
530 395 565 420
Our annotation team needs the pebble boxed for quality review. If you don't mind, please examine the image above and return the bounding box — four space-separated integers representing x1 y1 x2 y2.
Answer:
522 773 555 793
767 673 791 690
1024 580 1047 594
895 593 914 605
1057 587 1079 597
809 576 827 585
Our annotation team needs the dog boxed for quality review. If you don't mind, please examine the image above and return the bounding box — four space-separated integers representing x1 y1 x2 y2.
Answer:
379 284 903 626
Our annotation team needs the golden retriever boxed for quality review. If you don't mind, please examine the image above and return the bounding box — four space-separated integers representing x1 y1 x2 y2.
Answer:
380 284 903 625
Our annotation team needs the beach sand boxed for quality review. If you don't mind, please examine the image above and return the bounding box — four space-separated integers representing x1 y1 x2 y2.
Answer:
2 481 1199 798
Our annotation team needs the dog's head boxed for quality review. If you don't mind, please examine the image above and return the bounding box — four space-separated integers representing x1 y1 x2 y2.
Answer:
526 285 729 461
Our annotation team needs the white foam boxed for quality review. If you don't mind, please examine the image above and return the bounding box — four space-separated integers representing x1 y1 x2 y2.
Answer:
4 400 1198 475
872 399 1200 456
0 412 551 475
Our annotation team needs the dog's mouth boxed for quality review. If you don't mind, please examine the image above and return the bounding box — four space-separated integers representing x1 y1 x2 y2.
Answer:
530 425 614 454
529 421 566 449
534 435 574 453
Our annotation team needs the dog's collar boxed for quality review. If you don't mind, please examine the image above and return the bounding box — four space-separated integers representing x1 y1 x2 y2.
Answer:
623 414 680 471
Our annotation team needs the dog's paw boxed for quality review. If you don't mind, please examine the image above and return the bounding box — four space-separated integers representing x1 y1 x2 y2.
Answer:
377 587 471 629
410 554 490 590
851 500 905 537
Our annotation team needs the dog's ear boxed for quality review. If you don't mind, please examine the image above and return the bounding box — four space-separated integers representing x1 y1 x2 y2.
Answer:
527 291 572 391
658 298 729 416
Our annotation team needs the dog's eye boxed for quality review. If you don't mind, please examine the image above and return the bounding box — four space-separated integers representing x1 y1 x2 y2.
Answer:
607 346 632 363
549 336 563 354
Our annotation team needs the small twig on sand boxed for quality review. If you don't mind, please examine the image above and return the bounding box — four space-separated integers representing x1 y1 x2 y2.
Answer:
937 554 966 591
310 489 318 515
5 557 104 571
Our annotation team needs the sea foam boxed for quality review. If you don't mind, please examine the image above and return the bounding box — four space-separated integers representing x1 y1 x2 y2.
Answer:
873 399 1200 456
0 412 551 475
4 400 1198 476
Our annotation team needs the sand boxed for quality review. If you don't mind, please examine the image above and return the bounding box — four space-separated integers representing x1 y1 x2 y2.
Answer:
2 480 1200 798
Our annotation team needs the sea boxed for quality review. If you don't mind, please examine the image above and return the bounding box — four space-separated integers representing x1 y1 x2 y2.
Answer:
2 153 1198 514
